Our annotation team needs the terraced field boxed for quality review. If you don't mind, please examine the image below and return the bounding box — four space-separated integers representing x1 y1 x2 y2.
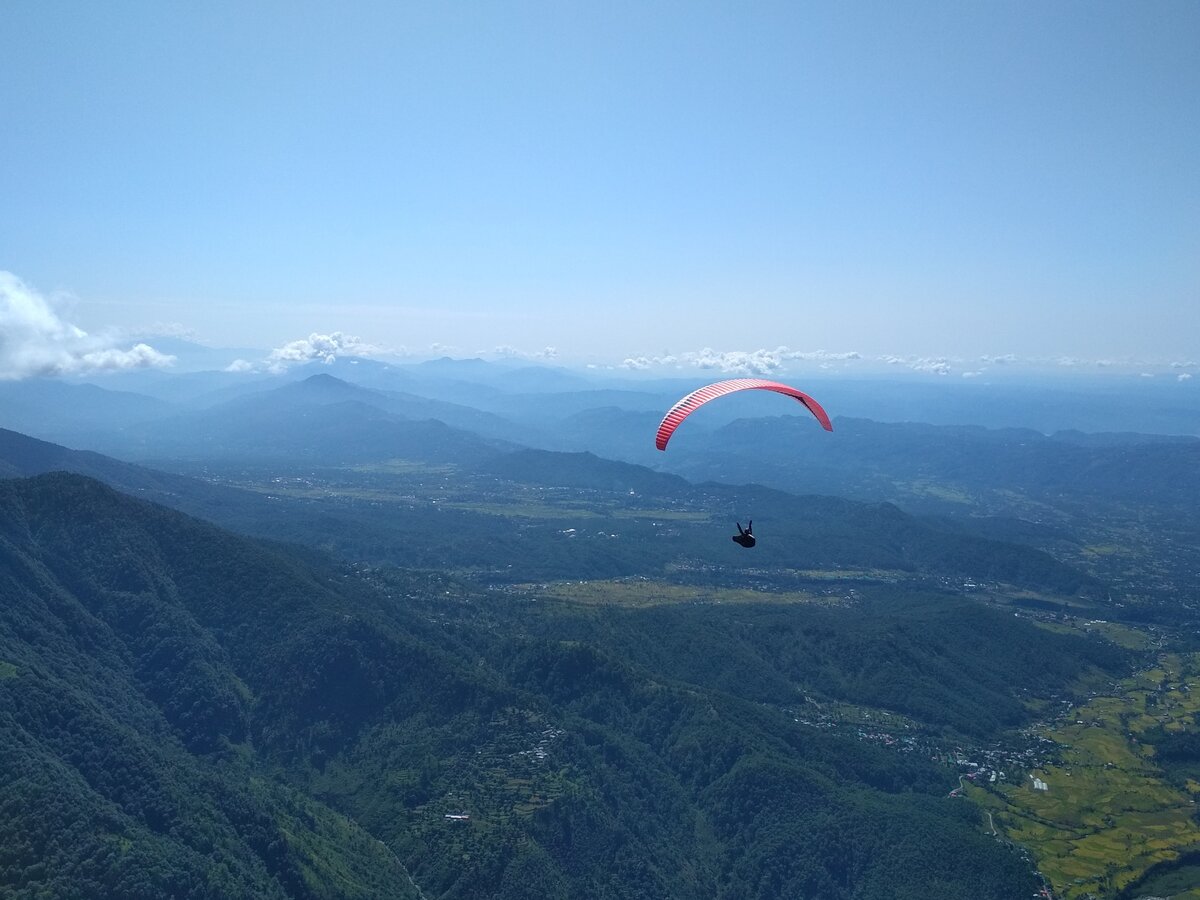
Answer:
969 653 1200 899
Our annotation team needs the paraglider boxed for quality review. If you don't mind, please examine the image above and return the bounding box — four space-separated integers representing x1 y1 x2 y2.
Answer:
655 378 833 451
732 520 755 548
655 378 833 549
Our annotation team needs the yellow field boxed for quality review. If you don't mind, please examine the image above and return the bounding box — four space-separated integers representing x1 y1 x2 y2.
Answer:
895 479 975 504
517 578 833 608
442 501 710 521
1033 618 1155 652
970 653 1200 898
351 459 458 474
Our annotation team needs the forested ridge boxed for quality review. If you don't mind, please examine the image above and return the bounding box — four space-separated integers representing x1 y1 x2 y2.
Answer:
0 472 1130 898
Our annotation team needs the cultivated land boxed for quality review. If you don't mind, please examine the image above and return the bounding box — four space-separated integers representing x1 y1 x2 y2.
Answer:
506 577 847 608
969 652 1200 899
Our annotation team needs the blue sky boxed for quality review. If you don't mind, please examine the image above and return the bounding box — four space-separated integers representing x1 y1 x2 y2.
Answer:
2 1 1197 376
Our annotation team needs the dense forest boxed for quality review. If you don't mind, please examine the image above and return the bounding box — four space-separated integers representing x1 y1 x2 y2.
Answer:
0 472 1126 898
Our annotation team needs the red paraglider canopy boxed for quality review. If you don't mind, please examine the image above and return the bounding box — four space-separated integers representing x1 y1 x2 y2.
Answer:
655 378 833 450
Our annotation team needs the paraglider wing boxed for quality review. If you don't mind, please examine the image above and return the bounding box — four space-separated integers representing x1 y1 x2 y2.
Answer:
655 378 833 450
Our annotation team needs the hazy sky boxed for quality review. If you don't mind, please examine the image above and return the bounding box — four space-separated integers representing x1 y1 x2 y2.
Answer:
2 1 1198 374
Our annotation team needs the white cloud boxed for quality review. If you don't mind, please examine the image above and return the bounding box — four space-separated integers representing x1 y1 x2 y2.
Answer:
265 331 384 373
690 347 786 375
225 358 257 373
878 354 953 376
620 346 859 375
480 344 558 361
1180 373 1193 382
913 358 952 376
621 349 1200 378
784 349 861 362
0 271 175 379
78 343 174 370
1053 355 1136 370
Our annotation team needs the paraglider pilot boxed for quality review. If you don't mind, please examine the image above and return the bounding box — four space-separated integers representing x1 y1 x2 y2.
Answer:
732 520 755 548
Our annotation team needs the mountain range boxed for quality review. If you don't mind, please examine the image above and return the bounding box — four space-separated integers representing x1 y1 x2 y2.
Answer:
3 357 1196 898
2 471 1123 899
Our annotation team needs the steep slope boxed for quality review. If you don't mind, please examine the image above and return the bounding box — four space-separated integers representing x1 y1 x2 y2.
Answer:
0 474 427 899
0 426 283 528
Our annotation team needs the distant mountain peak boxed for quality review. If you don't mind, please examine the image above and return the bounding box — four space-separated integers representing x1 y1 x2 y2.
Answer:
274 372 374 401
299 372 354 387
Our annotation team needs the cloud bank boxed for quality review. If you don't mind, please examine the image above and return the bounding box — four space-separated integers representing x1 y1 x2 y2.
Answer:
881 355 953 376
619 347 1196 381
267 331 384 369
228 331 393 374
221 331 403 375
482 345 559 361
622 347 861 376
0 272 174 379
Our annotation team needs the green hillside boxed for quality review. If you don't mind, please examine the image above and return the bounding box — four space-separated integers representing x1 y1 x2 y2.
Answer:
0 472 1128 897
